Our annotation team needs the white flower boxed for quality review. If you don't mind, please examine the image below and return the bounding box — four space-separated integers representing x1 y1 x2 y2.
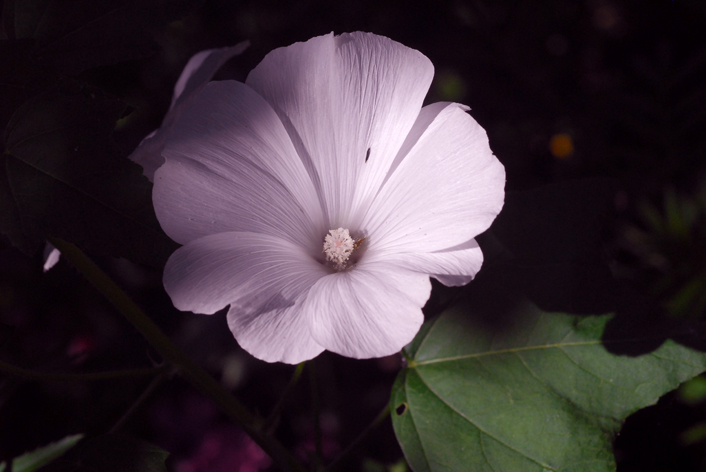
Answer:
150 32 505 364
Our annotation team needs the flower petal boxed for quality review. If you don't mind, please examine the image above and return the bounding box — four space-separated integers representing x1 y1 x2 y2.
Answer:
128 129 166 182
303 259 431 359
43 243 61 272
383 239 484 287
171 43 249 111
163 232 328 316
129 43 248 180
246 32 434 228
227 302 324 364
364 102 505 254
154 81 324 250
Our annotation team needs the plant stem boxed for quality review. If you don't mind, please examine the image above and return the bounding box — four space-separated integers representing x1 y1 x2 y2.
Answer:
264 362 306 433
325 404 391 471
49 238 306 472
309 359 323 470
0 359 165 381
110 368 169 433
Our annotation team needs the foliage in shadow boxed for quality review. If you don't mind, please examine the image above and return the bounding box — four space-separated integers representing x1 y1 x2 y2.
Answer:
481 177 617 315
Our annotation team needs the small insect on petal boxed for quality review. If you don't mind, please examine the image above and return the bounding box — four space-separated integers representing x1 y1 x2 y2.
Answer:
353 237 366 250
365 147 371 163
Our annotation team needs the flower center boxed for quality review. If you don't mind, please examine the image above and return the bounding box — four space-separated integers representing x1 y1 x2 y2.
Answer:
323 228 365 270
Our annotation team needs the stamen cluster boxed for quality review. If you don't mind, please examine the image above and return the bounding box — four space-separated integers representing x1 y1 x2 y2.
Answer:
323 228 355 270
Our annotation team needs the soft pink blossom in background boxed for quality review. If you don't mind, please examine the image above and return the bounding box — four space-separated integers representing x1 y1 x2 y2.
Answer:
150 393 271 472
175 426 271 472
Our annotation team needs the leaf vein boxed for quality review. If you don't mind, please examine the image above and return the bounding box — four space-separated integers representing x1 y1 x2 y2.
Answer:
415 340 602 366
7 126 68 149
479 432 498 472
406 377 433 472
5 154 160 238
415 370 557 471
413 316 443 360
557 346 638 396
650 351 705 369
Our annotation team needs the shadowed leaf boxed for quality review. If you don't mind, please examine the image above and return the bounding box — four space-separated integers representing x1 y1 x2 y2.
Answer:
2 81 177 267
41 434 168 472
3 0 204 75
0 434 83 472
392 301 706 472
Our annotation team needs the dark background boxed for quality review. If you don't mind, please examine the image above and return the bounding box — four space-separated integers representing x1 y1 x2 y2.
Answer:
1 0 706 470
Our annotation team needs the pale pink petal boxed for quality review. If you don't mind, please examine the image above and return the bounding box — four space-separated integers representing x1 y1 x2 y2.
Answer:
128 130 165 182
434 273 475 287
246 32 434 228
363 102 505 254
153 82 324 251
130 42 248 181
42 243 61 272
227 302 324 364
163 232 328 316
303 258 431 359
153 158 315 250
383 239 484 287
171 49 214 107
171 42 249 110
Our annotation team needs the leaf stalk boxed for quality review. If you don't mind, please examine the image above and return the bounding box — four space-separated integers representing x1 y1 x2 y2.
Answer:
49 237 306 472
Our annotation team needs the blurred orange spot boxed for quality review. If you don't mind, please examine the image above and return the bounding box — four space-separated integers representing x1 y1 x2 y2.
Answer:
549 133 574 159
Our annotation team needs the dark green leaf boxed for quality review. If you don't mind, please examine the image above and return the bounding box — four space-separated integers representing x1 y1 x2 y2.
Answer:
0 40 55 132
3 81 177 268
392 302 706 472
0 153 40 254
41 434 168 472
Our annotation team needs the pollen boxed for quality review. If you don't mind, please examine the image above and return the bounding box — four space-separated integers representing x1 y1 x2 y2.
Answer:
323 228 363 270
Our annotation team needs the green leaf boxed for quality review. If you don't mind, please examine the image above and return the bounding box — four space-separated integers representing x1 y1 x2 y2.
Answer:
41 434 169 472
0 434 83 472
3 81 177 267
391 302 706 472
